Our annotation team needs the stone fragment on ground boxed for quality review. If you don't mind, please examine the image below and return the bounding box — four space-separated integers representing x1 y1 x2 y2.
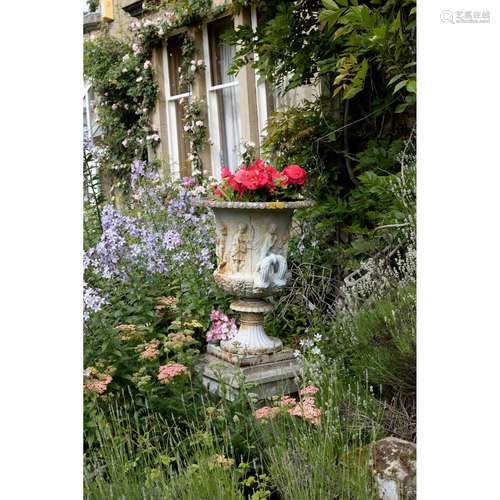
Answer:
370 437 416 500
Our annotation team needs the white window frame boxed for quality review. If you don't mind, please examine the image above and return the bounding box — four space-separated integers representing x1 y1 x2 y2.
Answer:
251 7 270 139
202 20 241 179
162 43 191 180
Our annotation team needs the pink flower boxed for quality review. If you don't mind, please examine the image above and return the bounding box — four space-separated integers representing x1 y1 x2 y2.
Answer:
299 385 320 396
279 396 297 407
112 103 118 110
207 309 237 343
288 396 321 425
139 339 160 360
255 406 280 420
157 363 188 384
182 177 195 187
84 370 112 395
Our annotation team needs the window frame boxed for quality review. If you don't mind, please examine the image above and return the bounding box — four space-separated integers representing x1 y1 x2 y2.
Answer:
162 37 192 180
251 7 271 139
202 18 241 178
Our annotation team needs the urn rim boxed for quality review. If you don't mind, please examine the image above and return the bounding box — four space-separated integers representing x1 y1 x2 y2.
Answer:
192 199 314 210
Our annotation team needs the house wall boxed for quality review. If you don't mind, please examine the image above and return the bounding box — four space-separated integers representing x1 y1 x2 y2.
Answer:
84 0 319 182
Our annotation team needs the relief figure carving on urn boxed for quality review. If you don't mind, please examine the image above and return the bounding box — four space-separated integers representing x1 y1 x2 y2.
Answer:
254 223 288 289
216 223 227 272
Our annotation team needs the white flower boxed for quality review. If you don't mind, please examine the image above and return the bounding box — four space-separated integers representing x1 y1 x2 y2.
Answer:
197 59 204 66
208 138 214 146
136 76 143 82
122 68 128 73
192 169 201 176
183 125 191 132
188 153 195 161
190 60 195 65
122 54 130 61
122 139 128 147
143 60 152 69
190 65 196 72
195 120 204 127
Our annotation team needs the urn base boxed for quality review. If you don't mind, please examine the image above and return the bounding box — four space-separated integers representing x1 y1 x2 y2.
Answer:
200 345 302 401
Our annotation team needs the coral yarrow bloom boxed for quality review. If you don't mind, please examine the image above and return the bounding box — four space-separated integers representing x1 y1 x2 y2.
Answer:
157 363 188 384
299 385 320 396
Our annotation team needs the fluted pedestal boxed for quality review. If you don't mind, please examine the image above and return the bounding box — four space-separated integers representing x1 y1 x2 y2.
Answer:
220 299 282 354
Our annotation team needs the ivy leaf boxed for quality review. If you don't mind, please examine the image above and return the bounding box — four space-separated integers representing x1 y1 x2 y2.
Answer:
392 79 408 94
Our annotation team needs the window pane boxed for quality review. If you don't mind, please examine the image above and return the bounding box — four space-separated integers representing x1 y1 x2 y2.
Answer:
208 18 236 86
174 99 190 177
167 35 189 96
214 85 241 170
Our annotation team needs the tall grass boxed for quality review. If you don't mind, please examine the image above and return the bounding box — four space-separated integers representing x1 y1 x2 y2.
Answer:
84 366 383 499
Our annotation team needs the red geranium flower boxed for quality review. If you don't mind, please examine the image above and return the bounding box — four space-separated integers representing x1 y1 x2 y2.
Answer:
282 164 307 186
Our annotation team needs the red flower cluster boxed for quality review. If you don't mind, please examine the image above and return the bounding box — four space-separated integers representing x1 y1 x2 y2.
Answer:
212 160 306 200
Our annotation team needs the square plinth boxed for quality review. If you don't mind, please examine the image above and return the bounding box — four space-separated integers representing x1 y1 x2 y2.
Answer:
199 345 302 401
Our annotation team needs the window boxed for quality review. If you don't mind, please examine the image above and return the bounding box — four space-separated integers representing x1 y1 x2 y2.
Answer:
163 35 191 179
203 18 241 177
251 8 274 138
83 82 100 139
251 7 319 138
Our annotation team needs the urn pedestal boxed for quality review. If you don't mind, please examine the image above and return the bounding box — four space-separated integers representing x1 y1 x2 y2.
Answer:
194 199 313 400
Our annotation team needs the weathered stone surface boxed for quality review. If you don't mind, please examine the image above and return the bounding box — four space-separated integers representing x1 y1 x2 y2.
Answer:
207 343 296 366
199 349 302 401
370 437 416 500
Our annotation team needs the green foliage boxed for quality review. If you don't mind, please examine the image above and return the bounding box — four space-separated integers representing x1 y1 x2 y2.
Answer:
83 36 159 193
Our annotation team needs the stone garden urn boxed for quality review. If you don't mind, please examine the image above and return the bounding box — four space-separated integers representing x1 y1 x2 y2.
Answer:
194 199 313 399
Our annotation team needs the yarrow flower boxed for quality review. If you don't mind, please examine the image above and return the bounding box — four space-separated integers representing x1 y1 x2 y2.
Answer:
155 296 177 314
165 332 195 350
206 309 237 343
157 363 188 384
139 339 160 360
84 368 112 395
254 406 280 420
299 385 320 396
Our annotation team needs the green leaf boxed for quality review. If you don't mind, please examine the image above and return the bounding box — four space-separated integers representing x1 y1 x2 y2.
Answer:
388 74 403 86
393 79 408 94
320 8 345 27
344 85 363 99
406 79 416 93
410 7 416 16
336 0 349 5
395 103 407 113
321 0 339 9
390 11 401 33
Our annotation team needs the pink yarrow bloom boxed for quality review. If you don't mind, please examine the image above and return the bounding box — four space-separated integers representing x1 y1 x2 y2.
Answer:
157 363 188 384
255 406 280 420
299 385 320 396
288 396 321 425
